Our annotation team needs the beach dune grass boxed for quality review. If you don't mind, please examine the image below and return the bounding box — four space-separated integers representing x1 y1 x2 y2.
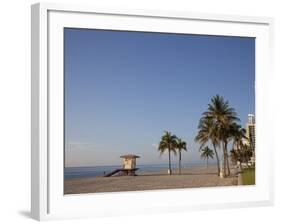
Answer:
241 168 255 185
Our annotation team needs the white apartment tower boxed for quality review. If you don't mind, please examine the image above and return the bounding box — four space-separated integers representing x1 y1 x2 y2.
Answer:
246 114 255 152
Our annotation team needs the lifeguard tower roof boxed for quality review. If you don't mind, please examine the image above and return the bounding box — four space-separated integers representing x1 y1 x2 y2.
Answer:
120 154 140 159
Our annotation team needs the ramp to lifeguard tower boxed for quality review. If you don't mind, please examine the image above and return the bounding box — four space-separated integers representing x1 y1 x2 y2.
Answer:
103 169 122 177
103 168 139 177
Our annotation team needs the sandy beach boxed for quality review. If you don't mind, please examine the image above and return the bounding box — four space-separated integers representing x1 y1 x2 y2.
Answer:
64 165 238 194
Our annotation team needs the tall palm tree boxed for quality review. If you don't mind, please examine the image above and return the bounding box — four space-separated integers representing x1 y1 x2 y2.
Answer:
158 131 177 175
200 146 214 167
176 138 187 175
202 95 239 177
195 116 220 176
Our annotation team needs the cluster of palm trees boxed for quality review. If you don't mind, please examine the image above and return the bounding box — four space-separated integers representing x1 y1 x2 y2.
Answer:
158 131 187 175
230 134 253 170
195 95 250 177
156 95 251 178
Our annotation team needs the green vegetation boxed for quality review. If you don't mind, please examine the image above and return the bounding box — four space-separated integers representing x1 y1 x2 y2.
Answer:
158 131 178 175
230 123 253 169
241 168 255 185
195 116 221 176
158 95 254 178
158 131 188 175
200 146 214 167
195 95 241 177
175 138 187 175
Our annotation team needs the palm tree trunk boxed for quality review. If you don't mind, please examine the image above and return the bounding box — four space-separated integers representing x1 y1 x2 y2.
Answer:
212 142 220 176
224 150 227 177
236 143 243 170
242 147 247 166
222 142 226 177
224 141 230 176
207 158 208 167
226 151 230 176
168 149 172 175
179 151 181 175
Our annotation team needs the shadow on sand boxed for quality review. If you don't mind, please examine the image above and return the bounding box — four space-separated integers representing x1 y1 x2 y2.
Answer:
139 172 217 177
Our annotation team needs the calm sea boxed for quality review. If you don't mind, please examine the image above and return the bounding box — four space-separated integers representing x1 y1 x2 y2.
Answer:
64 161 216 179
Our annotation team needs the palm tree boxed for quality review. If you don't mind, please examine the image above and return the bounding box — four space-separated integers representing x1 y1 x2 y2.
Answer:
195 116 220 176
158 131 177 175
176 138 187 174
230 143 253 169
200 146 214 167
231 123 248 169
240 144 253 166
230 149 239 165
202 95 239 177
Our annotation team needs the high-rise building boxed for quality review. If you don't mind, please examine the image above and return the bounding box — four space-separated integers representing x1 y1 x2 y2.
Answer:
246 114 255 152
247 114 255 125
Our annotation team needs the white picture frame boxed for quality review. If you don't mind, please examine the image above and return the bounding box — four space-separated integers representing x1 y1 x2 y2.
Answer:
31 2 274 221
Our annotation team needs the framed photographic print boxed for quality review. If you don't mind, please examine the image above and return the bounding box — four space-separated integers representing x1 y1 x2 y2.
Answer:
31 2 274 221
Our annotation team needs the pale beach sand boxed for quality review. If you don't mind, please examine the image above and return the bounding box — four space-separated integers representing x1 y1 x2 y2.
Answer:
64 165 238 194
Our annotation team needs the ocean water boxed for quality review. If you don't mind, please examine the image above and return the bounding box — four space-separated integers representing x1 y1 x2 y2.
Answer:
64 161 216 179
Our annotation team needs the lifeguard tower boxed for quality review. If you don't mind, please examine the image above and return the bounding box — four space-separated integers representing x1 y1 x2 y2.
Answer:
120 154 140 170
103 154 140 177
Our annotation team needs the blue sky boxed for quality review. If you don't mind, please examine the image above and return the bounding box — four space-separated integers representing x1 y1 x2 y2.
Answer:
64 28 255 167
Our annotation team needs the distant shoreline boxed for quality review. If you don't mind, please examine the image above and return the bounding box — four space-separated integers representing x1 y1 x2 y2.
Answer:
64 165 238 194
64 162 218 179
65 161 217 169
